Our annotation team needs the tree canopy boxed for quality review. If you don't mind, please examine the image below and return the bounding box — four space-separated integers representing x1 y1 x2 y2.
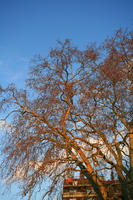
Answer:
0 28 133 200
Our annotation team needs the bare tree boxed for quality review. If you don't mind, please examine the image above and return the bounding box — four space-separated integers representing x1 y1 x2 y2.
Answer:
79 29 133 199
0 29 133 200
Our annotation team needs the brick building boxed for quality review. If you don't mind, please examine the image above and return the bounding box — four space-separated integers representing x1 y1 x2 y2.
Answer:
62 173 120 200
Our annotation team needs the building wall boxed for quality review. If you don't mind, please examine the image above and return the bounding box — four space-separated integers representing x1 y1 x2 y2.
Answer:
62 177 121 200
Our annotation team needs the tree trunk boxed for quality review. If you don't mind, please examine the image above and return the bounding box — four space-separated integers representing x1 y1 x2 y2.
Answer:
129 126 133 169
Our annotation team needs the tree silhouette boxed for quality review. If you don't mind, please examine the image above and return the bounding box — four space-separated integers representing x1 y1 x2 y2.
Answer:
0 29 133 199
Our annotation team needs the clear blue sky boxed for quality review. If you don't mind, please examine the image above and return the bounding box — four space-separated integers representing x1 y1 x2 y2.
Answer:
0 0 133 199
0 0 133 88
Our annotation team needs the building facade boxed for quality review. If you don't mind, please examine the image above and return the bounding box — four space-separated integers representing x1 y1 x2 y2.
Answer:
62 175 121 200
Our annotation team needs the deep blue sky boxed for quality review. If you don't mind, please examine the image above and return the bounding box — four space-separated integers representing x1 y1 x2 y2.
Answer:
0 0 133 88
0 0 133 199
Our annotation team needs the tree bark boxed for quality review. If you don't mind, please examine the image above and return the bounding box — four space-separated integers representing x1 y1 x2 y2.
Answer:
129 127 133 169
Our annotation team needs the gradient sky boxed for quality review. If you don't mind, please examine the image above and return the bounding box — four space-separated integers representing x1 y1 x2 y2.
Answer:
0 0 133 199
